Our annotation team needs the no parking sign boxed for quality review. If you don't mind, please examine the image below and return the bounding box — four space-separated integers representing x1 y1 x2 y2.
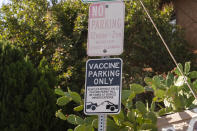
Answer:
87 2 125 56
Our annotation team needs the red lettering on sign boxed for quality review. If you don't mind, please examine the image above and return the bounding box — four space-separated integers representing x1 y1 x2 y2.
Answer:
89 3 105 18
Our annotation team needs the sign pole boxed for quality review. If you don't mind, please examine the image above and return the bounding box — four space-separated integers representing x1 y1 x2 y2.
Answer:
98 114 107 131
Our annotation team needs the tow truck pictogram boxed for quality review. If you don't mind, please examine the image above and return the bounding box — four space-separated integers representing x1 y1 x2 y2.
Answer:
86 102 98 110
105 101 118 111
86 101 118 111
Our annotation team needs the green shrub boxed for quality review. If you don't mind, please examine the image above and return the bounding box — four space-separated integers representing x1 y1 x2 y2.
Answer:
0 41 66 131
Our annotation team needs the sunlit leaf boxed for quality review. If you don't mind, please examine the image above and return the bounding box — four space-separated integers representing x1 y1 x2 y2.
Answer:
74 125 85 131
130 83 145 94
56 109 67 120
174 63 183 76
55 88 65 96
74 105 84 112
67 129 74 131
57 96 71 106
144 77 152 86
67 114 84 125
70 92 82 104
184 62 190 75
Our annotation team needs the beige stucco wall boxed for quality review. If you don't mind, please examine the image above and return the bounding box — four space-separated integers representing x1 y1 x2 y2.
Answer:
174 0 197 52
157 108 197 131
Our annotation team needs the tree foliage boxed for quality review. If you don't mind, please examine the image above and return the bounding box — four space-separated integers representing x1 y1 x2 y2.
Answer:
0 41 67 131
0 0 51 64
0 0 88 92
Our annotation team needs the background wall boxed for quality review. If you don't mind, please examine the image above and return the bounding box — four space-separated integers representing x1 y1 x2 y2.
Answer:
157 108 197 131
174 0 197 52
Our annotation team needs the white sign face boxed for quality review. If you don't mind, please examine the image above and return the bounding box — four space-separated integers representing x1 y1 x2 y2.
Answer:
82 0 121 3
87 2 125 56
84 58 122 114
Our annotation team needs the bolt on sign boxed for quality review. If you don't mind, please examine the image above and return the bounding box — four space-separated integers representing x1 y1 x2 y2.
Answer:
84 58 122 114
87 2 125 56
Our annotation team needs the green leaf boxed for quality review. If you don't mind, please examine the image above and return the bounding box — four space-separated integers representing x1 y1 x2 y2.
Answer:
92 119 98 129
185 96 195 107
189 71 197 79
130 83 145 94
158 108 166 116
136 101 147 116
193 80 197 88
120 127 134 131
173 95 185 111
167 86 178 97
122 91 135 109
154 89 165 99
128 91 136 100
84 116 97 125
85 125 94 131
151 102 155 112
70 92 82 104
122 121 133 128
74 105 84 112
55 88 65 96
141 123 157 131
127 110 135 122
152 76 161 88
74 125 85 131
67 129 74 131
112 116 121 126
112 110 125 126
184 62 190 75
166 72 174 87
158 107 172 116
144 77 152 86
57 96 71 106
122 90 132 101
146 112 157 124
174 63 183 76
67 115 84 125
67 87 72 93
55 110 67 120
107 118 120 130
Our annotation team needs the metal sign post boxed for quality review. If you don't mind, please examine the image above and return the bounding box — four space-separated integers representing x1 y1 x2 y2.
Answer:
98 114 107 131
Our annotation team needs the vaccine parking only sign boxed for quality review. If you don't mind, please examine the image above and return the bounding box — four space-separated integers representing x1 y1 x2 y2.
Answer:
84 58 122 114
87 2 125 56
